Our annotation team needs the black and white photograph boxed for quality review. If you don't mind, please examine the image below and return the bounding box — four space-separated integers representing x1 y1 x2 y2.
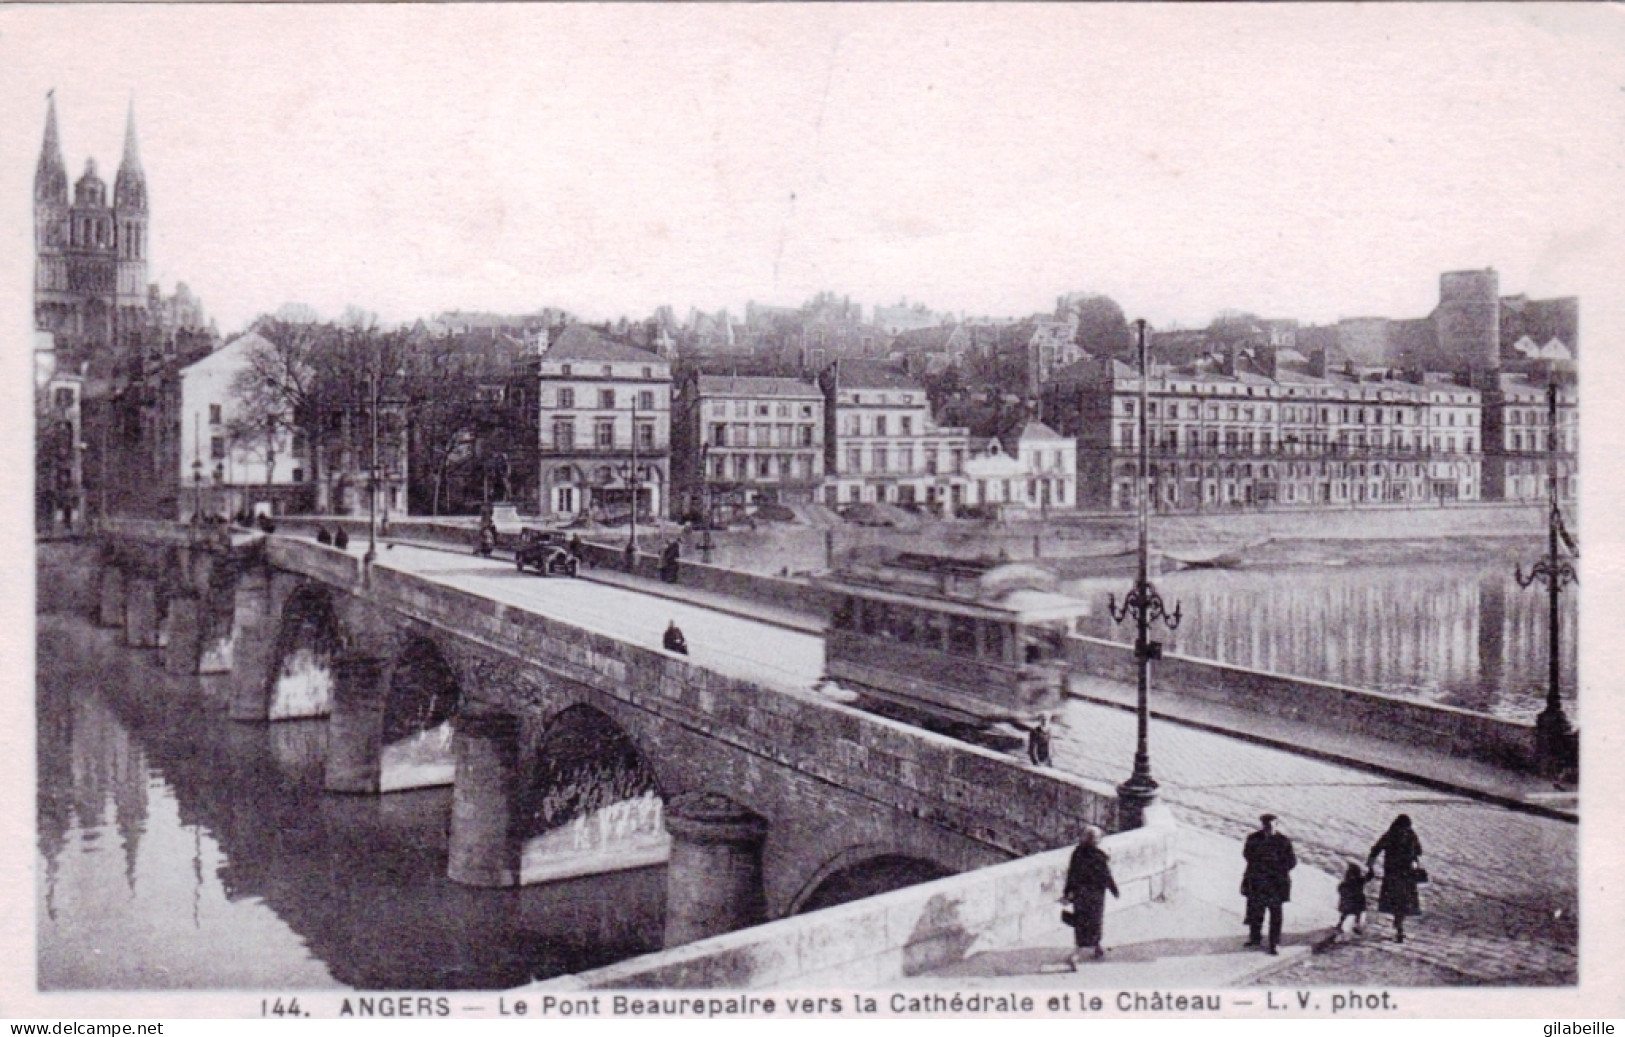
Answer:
6 3 1622 1021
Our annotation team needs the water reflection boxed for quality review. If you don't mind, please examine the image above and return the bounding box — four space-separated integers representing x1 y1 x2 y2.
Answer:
1083 557 1577 722
36 613 665 990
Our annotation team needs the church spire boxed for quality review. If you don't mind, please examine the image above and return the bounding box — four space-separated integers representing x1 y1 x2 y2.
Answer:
114 97 146 211
35 90 67 205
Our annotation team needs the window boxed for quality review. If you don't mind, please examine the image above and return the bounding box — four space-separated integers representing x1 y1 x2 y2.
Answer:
561 364 572 377
801 404 814 418
846 415 861 436
559 387 575 409
735 401 749 417
777 424 793 447
900 416 913 435
642 366 652 379
637 390 654 411
779 455 793 478
292 467 304 483
637 422 655 450
210 436 225 460
777 403 790 418
209 404 222 425
710 424 728 447
798 456 814 479
595 421 614 448
733 425 750 447
754 425 771 447
757 404 770 417
599 389 616 410
757 455 772 478
554 420 575 450
873 446 889 472
712 401 727 416
899 446 914 472
602 366 613 377
846 447 863 473
734 456 750 480
800 425 814 447
875 416 888 436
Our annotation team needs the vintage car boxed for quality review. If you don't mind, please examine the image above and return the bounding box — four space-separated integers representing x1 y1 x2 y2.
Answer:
515 528 579 577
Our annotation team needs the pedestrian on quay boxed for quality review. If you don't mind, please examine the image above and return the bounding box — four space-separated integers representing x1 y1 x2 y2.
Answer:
624 540 637 574
1241 813 1297 955
333 525 349 550
316 526 333 546
661 539 681 584
662 620 688 655
1027 713 1053 767
569 534 584 565
1060 825 1119 967
1366 814 1425 944
1335 861 1371 937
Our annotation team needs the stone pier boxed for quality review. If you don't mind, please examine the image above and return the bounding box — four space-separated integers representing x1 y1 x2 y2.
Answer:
124 576 161 648
162 594 204 675
447 712 523 888
325 654 387 794
662 792 769 948
97 566 125 628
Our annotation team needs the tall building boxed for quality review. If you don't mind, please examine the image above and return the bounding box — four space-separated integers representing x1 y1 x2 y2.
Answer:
531 325 672 522
34 94 150 360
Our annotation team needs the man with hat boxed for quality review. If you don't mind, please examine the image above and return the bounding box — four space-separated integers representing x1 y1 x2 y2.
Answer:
1241 813 1297 954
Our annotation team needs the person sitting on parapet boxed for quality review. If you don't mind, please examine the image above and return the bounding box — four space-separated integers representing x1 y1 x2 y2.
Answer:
333 526 349 550
316 527 333 546
663 620 688 655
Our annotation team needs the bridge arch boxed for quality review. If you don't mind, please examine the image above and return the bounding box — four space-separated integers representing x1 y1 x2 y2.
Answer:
383 635 462 744
268 582 343 719
790 844 957 915
520 703 665 842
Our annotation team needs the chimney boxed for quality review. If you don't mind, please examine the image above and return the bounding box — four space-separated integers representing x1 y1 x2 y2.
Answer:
1219 350 1237 377
1308 350 1329 378
1259 345 1279 380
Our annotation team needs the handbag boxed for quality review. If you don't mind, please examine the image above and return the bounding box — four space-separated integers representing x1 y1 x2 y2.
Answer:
1412 867 1429 884
1061 909 1076 927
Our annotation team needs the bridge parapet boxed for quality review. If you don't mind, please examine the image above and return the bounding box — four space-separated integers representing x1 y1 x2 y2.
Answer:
532 816 1179 990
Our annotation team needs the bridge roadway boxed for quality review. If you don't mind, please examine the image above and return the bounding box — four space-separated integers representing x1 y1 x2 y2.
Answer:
362 542 826 693
351 538 1577 985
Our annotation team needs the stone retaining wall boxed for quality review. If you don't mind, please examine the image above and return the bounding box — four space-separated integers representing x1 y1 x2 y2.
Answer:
530 817 1179 990
1064 635 1535 771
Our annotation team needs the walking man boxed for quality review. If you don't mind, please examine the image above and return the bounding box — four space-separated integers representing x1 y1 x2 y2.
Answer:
1241 813 1296 954
661 539 681 584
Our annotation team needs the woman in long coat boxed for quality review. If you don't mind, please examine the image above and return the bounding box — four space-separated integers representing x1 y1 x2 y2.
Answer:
1061 825 1119 966
1366 814 1424 943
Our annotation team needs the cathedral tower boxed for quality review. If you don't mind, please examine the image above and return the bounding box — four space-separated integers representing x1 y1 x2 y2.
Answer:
34 94 150 358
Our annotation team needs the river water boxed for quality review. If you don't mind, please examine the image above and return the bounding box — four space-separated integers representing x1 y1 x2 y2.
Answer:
1077 538 1578 722
36 613 666 991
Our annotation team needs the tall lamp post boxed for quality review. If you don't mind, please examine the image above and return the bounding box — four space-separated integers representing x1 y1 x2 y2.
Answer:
1515 380 1577 776
1107 319 1182 829
365 370 380 566
627 392 641 552
698 442 714 563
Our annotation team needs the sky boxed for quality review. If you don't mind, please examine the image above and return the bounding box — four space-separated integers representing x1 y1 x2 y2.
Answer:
2 4 1623 339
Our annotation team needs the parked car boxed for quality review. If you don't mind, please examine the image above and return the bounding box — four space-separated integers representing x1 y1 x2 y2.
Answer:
515 528 579 577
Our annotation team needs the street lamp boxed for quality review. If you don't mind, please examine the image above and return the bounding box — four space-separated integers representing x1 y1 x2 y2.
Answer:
627 392 641 553
698 442 714 564
1107 319 1182 829
1515 380 1578 776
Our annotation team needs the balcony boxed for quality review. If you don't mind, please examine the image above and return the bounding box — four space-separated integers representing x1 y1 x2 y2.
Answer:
540 442 669 458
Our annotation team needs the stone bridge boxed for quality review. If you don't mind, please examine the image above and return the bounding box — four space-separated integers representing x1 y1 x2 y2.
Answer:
90 519 1123 946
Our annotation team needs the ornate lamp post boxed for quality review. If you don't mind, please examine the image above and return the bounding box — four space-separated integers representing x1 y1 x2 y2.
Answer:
1107 319 1182 828
1515 380 1577 776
